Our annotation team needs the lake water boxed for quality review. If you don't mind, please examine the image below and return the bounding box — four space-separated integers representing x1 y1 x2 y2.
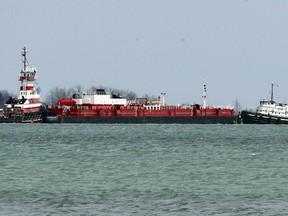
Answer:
0 124 287 215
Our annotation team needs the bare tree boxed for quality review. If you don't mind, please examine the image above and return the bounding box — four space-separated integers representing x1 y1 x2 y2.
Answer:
124 90 137 100
88 85 138 100
0 90 16 108
44 87 69 105
67 85 84 97
141 94 158 101
234 99 242 113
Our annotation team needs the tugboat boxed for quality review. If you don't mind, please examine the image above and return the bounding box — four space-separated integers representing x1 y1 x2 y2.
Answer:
241 83 288 124
1 47 56 123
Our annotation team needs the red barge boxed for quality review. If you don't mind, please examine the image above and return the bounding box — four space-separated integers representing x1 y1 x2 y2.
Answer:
47 87 238 124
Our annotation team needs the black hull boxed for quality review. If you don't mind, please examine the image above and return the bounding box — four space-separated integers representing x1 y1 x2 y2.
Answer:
0 106 50 123
42 116 60 123
56 116 238 124
41 110 60 123
0 117 15 123
241 110 288 124
0 112 43 123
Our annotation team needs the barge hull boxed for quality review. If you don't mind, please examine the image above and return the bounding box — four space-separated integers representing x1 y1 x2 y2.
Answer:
56 116 238 124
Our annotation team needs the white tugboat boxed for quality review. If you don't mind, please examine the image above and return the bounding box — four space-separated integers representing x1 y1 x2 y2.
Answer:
241 83 288 124
3 47 44 123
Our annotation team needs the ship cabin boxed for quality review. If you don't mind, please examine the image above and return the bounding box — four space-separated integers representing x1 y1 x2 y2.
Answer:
59 89 127 107
257 100 288 117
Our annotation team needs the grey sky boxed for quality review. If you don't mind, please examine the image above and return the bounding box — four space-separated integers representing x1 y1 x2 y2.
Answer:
1 0 288 108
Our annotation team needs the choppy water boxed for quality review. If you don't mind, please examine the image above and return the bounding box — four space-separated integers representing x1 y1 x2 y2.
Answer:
0 124 288 216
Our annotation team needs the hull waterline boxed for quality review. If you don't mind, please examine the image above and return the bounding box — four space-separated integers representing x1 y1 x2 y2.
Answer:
56 115 239 124
241 110 288 124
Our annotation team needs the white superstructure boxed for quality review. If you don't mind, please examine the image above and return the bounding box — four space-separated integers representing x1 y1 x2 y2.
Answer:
18 46 41 104
257 100 288 117
256 83 288 118
72 89 127 106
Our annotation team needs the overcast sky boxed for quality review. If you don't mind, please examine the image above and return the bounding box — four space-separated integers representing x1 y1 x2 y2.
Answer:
1 0 288 108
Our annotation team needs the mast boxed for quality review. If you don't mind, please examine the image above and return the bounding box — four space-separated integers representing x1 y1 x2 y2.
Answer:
160 92 166 106
271 82 274 102
202 81 207 108
22 46 27 72
18 46 40 103
270 82 279 102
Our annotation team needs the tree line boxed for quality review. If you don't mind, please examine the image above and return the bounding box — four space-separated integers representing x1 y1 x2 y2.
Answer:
44 85 143 105
0 85 157 108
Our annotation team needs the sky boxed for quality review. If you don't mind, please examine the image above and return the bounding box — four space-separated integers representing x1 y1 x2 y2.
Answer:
1 0 288 109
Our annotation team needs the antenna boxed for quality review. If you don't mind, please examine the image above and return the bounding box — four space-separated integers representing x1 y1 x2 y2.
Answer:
270 82 279 102
22 46 27 72
271 82 274 102
160 92 166 106
202 80 207 108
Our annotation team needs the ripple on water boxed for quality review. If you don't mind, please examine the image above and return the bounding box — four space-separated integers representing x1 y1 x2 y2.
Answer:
0 124 288 215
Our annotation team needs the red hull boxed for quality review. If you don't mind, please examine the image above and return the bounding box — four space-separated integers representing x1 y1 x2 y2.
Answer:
49 105 236 118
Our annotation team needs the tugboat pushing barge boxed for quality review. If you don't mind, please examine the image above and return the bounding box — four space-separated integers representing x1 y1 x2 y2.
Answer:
1 47 238 124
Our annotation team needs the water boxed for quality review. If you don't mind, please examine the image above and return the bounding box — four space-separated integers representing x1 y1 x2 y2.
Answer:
0 124 287 216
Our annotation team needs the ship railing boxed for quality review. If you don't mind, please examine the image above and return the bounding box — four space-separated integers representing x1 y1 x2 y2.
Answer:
203 105 234 110
124 105 193 110
144 104 161 110
50 105 121 110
